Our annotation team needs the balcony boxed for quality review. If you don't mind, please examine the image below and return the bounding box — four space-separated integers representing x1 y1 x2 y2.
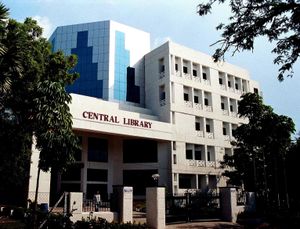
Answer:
196 130 204 137
224 135 230 141
197 160 206 167
206 161 216 167
231 111 238 117
222 109 229 116
187 160 209 167
175 70 181 77
194 77 201 83
194 103 202 110
206 133 214 139
203 79 211 85
220 84 226 90
184 100 193 108
160 99 166 106
205 105 212 112
183 73 192 80
159 71 165 79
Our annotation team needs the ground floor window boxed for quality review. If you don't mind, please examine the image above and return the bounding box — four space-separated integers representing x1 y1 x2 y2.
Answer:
123 169 158 195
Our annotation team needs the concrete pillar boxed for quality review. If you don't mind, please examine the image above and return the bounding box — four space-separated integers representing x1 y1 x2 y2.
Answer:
146 187 165 229
113 186 133 223
220 187 235 222
220 187 246 223
69 192 83 214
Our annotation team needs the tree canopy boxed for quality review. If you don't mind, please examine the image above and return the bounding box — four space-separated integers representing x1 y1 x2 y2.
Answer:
198 0 300 81
221 93 295 211
0 3 80 205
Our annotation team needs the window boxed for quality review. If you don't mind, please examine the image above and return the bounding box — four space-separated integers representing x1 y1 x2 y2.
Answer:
61 165 81 181
183 66 188 74
88 137 108 162
195 150 202 160
173 154 177 164
175 64 178 71
186 149 193 159
194 96 199 104
206 124 211 133
202 72 207 80
228 81 231 88
223 127 227 135
195 122 200 131
254 88 259 94
87 169 107 182
204 98 209 106
219 78 223 85
172 141 176 150
221 102 225 110
174 173 177 182
123 139 158 163
160 65 165 73
179 174 192 189
230 105 233 112
160 91 165 100
235 83 239 90
193 69 197 76
184 93 189 101
207 151 211 161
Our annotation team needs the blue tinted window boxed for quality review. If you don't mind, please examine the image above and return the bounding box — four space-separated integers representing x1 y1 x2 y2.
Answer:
114 31 130 100
67 30 105 98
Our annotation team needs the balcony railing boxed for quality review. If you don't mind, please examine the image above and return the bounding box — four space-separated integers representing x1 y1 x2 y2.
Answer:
224 135 230 141
160 99 166 106
175 70 181 77
206 132 214 139
222 109 229 116
184 100 193 108
194 77 201 83
205 105 212 112
183 73 192 80
206 161 216 167
159 71 165 79
203 79 211 85
194 103 202 110
196 130 204 137
220 84 226 90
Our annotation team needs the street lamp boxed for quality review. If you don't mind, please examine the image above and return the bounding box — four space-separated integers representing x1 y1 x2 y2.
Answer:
152 174 160 187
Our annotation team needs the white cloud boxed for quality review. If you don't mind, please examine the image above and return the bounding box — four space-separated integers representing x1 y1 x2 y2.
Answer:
152 36 172 49
32 15 53 38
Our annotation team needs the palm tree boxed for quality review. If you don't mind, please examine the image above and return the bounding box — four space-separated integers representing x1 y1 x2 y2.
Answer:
0 2 9 56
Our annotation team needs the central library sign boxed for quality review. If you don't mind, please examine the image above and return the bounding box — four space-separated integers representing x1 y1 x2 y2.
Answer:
82 111 153 129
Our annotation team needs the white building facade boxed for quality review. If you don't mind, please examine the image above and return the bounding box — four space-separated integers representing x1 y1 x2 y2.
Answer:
28 21 260 204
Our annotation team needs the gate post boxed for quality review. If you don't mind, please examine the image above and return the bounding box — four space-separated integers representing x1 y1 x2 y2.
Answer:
220 187 237 223
146 187 165 229
112 185 133 223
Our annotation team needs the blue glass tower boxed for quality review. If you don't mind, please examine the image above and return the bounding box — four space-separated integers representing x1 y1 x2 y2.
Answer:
50 20 150 104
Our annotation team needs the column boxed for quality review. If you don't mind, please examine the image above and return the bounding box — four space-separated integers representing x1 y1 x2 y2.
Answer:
146 187 165 229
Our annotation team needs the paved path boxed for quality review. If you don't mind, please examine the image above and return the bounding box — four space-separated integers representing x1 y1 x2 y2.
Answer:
133 212 243 228
165 221 243 229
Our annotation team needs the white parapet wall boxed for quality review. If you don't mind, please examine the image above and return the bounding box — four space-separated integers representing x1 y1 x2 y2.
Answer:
68 192 118 223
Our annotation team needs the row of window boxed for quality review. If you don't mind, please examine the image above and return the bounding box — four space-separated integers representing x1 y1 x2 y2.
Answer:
159 56 251 94
75 137 158 163
174 174 217 190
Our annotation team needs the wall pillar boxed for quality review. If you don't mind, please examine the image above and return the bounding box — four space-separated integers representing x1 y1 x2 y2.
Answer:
146 187 165 229
112 185 133 223
69 192 83 214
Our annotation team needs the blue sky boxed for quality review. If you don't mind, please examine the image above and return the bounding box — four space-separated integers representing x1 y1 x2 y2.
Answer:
3 0 300 135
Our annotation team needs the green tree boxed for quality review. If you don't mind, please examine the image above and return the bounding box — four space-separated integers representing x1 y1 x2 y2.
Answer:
221 93 295 211
0 5 80 206
198 0 300 81
286 136 300 211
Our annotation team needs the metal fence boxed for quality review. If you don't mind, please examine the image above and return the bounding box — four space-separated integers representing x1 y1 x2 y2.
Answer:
82 199 110 212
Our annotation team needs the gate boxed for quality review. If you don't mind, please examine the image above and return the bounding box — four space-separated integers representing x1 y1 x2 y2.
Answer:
166 190 220 223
